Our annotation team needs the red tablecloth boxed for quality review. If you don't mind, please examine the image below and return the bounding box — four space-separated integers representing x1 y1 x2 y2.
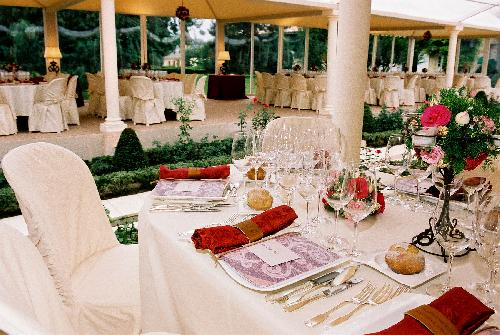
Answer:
207 74 246 100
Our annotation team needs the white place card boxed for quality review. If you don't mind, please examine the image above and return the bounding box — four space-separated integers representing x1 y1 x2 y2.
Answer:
247 239 300 266
173 181 203 193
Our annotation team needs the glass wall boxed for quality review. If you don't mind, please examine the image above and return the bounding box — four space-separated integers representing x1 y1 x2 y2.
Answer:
225 22 250 74
147 16 179 69
283 26 304 70
307 28 327 71
115 14 140 69
254 24 278 73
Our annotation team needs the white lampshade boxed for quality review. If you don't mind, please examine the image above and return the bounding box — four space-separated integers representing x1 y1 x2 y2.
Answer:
44 47 62 59
218 51 230 61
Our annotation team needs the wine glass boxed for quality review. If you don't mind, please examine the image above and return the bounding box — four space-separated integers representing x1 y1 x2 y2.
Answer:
426 202 472 296
462 177 487 247
245 130 264 184
277 168 298 206
343 169 378 257
231 131 250 197
297 174 318 235
384 134 408 195
406 150 432 207
322 167 354 251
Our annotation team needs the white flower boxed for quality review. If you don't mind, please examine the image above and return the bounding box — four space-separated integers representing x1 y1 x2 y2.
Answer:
455 111 470 125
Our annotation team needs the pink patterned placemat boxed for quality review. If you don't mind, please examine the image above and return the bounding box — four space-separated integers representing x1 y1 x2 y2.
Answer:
220 232 341 289
152 179 227 198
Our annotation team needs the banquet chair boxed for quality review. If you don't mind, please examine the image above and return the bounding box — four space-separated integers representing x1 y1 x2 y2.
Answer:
380 76 400 108
180 76 206 121
262 72 276 105
118 79 134 120
1 142 142 335
311 75 327 112
130 76 166 126
254 71 265 102
193 75 207 100
290 74 312 111
453 74 468 89
492 78 500 101
29 78 67 133
432 76 447 98
273 73 291 108
400 75 416 106
86 73 100 116
94 75 108 118
61 75 79 125
472 76 492 96
0 91 17 135
183 74 197 95
413 76 426 103
364 76 377 106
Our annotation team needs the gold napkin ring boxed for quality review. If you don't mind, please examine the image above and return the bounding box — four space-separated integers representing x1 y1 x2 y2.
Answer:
187 168 202 179
235 220 264 242
405 305 459 335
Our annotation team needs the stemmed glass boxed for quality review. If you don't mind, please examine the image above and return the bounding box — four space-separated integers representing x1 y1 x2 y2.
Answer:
343 169 378 257
462 177 487 247
406 150 432 208
322 168 354 251
245 130 264 185
231 131 251 200
384 134 408 197
297 174 318 235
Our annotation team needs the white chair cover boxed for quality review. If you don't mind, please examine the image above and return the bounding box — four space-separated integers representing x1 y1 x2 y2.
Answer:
413 76 426 103
400 75 416 106
364 76 377 106
432 76 447 97
1 142 141 335
29 78 67 133
94 75 108 118
254 71 265 102
380 76 400 108
61 75 79 125
182 74 197 95
453 75 467 88
262 72 276 105
130 76 165 126
86 73 99 116
290 74 311 111
0 225 77 335
193 75 207 100
492 78 500 101
0 91 17 135
273 73 291 108
311 75 328 111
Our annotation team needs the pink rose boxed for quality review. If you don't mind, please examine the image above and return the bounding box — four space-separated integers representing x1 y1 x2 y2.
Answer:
420 146 445 165
421 105 452 127
479 116 495 134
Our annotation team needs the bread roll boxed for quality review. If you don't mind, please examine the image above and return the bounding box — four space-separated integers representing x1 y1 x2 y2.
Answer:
246 167 266 180
385 243 425 275
247 188 273 211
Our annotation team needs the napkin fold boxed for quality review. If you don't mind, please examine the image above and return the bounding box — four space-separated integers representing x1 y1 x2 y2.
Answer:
191 205 298 254
367 287 494 335
159 165 230 180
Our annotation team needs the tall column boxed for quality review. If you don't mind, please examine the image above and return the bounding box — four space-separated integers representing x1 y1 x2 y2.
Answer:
454 38 461 73
99 12 103 72
277 26 284 73
215 20 225 74
304 28 310 71
330 0 371 164
481 38 491 75
406 38 415 72
249 22 255 94
445 26 462 88
140 15 148 64
322 11 339 115
42 9 62 72
180 20 186 74
370 34 378 69
99 0 126 144
390 36 395 64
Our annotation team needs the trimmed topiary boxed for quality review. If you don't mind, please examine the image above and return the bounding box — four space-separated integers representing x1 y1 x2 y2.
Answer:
113 128 149 171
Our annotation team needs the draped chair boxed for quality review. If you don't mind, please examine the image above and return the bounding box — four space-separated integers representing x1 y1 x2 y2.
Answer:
492 77 500 101
85 73 100 116
193 75 207 100
380 76 400 108
400 75 417 106
263 72 276 105
364 76 377 106
413 76 426 103
61 75 79 125
453 74 467 89
273 73 292 108
0 90 17 135
472 76 492 97
130 76 165 126
93 74 107 118
254 71 265 102
29 78 67 133
290 74 312 111
432 76 447 98
183 74 198 95
179 75 206 121
118 79 134 120
1 143 141 335
311 75 328 112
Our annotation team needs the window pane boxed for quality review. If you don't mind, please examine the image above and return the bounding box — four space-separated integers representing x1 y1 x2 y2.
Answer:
283 26 304 70
115 14 140 70
254 24 278 73
147 16 179 70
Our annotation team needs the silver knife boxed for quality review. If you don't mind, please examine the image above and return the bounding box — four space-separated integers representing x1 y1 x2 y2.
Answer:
283 278 363 312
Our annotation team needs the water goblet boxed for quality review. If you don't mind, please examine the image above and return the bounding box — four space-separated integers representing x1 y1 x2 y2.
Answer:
384 135 408 196
297 175 318 235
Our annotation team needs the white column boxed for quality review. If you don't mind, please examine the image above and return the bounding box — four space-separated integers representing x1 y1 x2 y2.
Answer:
277 26 284 73
330 0 371 164
180 20 186 74
304 28 310 71
406 38 415 72
140 15 148 64
322 11 339 115
249 22 255 94
99 0 126 137
370 35 378 69
99 12 103 72
390 36 395 64
481 38 491 75
42 9 62 72
454 38 461 73
445 26 462 88
215 20 225 74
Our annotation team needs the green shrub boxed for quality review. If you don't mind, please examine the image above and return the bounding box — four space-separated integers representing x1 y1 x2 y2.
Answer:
0 187 19 217
87 156 116 176
362 103 376 133
363 130 401 147
375 106 403 132
113 128 149 171
0 172 7 189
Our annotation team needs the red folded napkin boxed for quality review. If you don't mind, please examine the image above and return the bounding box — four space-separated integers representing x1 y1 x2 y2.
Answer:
367 287 494 335
191 205 298 254
159 165 230 180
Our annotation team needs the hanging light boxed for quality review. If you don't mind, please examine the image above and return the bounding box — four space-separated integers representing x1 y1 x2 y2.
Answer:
176 0 190 21
423 30 432 41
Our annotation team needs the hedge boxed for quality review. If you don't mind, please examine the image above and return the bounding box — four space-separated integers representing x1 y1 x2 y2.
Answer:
363 130 402 147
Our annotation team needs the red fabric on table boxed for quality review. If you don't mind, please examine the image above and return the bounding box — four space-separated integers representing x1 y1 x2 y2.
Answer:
159 165 230 180
191 205 298 254
367 287 494 335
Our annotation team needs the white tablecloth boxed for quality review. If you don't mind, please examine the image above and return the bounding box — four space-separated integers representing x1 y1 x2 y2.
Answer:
0 83 40 116
370 77 404 101
153 81 183 109
138 170 498 334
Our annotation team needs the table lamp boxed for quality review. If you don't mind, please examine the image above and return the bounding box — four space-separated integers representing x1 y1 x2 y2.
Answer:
44 47 62 74
218 51 230 74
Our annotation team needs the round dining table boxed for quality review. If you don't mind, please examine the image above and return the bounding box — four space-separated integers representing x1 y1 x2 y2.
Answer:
138 168 498 334
0 83 43 117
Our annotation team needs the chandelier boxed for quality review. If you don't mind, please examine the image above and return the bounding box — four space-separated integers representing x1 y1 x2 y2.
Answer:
423 30 432 41
176 1 189 21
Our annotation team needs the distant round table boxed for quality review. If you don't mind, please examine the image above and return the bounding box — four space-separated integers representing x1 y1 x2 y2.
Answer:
207 74 246 100
0 83 41 116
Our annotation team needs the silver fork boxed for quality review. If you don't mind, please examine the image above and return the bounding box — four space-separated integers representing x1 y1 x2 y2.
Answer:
328 285 410 327
304 283 375 327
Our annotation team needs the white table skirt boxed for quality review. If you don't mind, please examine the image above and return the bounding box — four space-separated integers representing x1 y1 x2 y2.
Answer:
0 84 39 116
154 81 183 110
369 77 404 101
138 171 498 334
